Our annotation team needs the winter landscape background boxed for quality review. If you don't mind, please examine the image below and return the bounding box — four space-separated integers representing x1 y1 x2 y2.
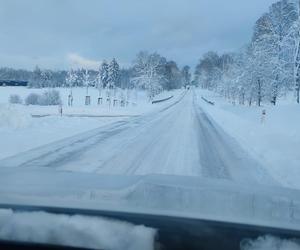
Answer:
1 0 300 188
1 0 300 249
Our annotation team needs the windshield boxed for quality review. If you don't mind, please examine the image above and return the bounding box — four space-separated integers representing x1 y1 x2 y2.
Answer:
0 0 300 250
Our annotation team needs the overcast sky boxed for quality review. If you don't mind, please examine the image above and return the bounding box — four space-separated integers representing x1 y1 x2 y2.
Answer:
0 0 278 70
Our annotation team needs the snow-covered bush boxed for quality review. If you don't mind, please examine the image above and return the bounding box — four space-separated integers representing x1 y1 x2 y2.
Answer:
9 94 23 104
0 104 31 128
25 90 62 106
25 93 40 105
39 90 62 106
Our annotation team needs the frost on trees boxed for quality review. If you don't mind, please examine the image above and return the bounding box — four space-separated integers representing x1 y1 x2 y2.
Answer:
29 66 63 88
181 66 191 88
100 61 109 89
83 69 91 105
40 70 53 88
164 61 182 90
95 66 104 105
29 66 43 88
194 0 300 106
66 69 77 106
285 0 300 103
131 51 165 101
107 58 120 106
252 0 297 105
98 61 109 103
194 52 222 91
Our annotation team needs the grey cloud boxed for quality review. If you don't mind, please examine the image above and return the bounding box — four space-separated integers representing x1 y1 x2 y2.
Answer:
0 0 278 69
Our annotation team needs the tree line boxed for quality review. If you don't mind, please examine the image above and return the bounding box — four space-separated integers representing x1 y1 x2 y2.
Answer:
0 52 191 101
194 0 300 105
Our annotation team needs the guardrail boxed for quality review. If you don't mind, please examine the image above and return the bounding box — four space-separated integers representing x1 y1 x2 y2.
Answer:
152 95 173 104
201 96 215 105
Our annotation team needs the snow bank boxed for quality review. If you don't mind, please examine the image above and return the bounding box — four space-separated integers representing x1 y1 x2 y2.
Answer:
0 116 126 160
241 235 300 250
0 209 156 250
197 89 300 190
0 104 31 129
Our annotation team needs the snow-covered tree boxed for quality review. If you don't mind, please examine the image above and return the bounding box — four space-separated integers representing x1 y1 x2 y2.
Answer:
107 58 120 97
163 61 182 90
252 0 297 105
66 69 77 97
82 69 91 96
41 70 53 88
100 60 109 88
194 52 221 90
195 0 300 106
131 51 165 100
30 66 43 88
181 65 191 88
95 66 104 98
284 0 300 103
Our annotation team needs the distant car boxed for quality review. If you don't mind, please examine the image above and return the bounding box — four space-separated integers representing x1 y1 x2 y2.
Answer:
0 80 28 87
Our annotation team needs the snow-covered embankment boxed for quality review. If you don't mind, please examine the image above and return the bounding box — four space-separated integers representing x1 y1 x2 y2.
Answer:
197 89 300 190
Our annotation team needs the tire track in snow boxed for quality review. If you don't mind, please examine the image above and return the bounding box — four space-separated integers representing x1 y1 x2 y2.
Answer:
193 91 277 185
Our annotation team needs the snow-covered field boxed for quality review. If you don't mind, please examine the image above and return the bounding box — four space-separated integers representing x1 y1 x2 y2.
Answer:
197 89 300 190
0 86 180 160
0 86 176 117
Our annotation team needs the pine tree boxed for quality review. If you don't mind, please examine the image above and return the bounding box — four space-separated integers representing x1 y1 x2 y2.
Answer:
100 61 109 88
108 58 120 90
108 58 120 99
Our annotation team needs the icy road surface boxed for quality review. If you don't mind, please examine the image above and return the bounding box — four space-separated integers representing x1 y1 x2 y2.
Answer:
0 90 275 186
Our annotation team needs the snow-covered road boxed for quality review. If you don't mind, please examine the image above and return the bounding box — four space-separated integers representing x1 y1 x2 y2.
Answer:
2 90 300 233
0 90 276 186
